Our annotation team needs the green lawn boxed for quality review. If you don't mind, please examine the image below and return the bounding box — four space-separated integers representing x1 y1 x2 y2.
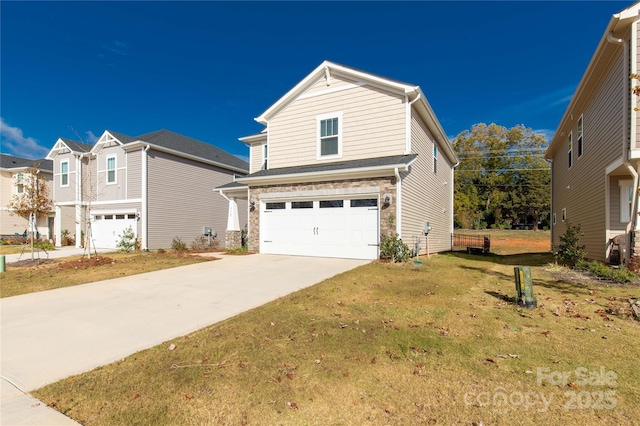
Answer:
34 252 640 425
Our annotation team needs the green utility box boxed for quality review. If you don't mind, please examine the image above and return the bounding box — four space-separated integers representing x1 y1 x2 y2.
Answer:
514 266 537 308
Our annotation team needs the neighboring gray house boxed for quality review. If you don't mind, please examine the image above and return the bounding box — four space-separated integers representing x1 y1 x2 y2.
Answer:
219 61 458 260
545 2 640 264
46 129 248 250
0 154 54 239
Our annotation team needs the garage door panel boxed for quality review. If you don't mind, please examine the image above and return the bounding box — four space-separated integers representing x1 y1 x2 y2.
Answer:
91 216 136 249
260 199 378 260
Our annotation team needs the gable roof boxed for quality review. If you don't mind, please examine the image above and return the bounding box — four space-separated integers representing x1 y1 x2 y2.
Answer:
253 60 458 165
133 129 248 172
0 153 53 172
46 138 93 159
546 2 640 158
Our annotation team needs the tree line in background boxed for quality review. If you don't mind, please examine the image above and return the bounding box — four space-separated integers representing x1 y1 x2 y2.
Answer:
452 123 550 230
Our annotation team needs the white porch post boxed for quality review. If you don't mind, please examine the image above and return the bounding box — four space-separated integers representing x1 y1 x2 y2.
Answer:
75 203 82 248
55 205 62 247
227 197 240 231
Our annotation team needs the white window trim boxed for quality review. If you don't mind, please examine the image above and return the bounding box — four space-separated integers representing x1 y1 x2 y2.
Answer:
568 132 573 169
562 208 567 222
433 144 438 174
106 155 117 185
316 111 343 160
577 115 584 158
619 179 633 223
60 160 69 187
15 173 24 194
262 143 268 170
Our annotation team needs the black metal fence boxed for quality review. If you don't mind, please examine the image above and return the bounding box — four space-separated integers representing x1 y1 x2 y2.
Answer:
452 233 491 254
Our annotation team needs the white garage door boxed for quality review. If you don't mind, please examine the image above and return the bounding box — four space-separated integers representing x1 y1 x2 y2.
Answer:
260 198 379 260
91 213 137 249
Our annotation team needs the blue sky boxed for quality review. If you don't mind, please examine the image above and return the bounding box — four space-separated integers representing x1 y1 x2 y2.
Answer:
0 1 630 161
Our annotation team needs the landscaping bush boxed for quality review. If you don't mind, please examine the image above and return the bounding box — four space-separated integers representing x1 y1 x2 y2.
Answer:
34 241 54 251
171 237 187 252
116 226 139 253
552 223 587 266
575 259 637 284
61 229 75 246
190 235 219 251
380 233 411 263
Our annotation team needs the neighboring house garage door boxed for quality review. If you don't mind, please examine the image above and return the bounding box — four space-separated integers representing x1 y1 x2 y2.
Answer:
90 212 137 249
260 198 379 260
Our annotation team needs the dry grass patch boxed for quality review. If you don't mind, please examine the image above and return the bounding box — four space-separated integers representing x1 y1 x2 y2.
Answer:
34 253 640 425
1 252 214 298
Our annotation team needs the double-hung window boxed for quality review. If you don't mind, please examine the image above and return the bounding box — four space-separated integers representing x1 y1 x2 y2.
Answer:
107 156 116 184
568 133 573 168
15 173 24 194
61 160 69 187
317 112 342 158
577 115 583 158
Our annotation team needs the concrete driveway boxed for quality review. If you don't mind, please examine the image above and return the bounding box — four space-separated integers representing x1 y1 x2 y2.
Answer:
0 254 368 425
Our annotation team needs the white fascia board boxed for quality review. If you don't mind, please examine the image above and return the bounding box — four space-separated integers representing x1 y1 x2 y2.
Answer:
546 12 625 159
617 3 640 20
123 141 249 175
411 88 459 166
236 160 415 186
91 130 123 154
46 138 75 159
217 186 249 199
256 60 419 125
239 133 268 144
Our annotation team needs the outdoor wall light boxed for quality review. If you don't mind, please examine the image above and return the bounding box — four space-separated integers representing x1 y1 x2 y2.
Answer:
383 194 392 206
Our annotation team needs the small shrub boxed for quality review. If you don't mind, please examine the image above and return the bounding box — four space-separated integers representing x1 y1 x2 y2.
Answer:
226 246 248 255
61 229 75 246
575 259 637 284
157 248 166 254
552 223 587 266
171 237 187 252
627 255 640 273
190 235 220 251
34 241 54 251
116 226 140 253
380 233 411 263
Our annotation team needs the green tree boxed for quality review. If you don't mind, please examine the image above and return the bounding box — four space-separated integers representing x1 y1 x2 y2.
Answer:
452 123 550 229
7 164 54 259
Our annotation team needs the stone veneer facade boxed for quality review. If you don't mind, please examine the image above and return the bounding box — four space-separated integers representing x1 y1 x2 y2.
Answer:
247 176 397 254
225 230 243 250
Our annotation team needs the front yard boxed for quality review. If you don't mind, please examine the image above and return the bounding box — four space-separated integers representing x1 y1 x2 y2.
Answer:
33 250 640 425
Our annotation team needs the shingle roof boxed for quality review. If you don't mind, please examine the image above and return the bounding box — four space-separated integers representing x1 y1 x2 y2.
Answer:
106 130 137 144
243 154 417 179
215 181 248 190
60 139 92 153
0 154 53 172
133 129 249 172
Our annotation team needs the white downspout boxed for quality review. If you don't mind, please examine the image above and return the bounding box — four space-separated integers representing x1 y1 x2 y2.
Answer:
394 167 402 237
75 154 83 248
607 32 637 262
142 145 150 251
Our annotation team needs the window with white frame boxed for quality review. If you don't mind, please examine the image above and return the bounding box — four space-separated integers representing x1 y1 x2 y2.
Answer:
562 208 567 222
107 156 116 184
577 115 583 158
262 143 268 170
61 160 69 187
317 112 342 158
619 180 634 222
15 173 24 194
433 144 438 174
568 133 572 168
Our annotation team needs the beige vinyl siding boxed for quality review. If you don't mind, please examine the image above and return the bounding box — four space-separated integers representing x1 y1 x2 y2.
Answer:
551 50 625 262
250 142 265 173
400 109 453 254
126 149 142 199
59 205 80 241
268 83 406 168
96 146 126 201
146 151 243 249
54 156 77 202
0 171 14 204
303 74 359 96
636 25 640 150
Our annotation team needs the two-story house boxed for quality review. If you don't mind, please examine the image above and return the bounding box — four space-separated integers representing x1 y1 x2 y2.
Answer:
46 129 248 250
545 2 640 264
0 154 54 239
218 61 458 260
